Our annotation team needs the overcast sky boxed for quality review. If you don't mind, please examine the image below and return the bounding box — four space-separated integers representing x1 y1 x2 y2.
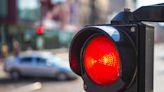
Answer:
137 0 164 7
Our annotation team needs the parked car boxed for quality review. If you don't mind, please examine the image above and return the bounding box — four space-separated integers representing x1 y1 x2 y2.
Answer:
4 51 77 80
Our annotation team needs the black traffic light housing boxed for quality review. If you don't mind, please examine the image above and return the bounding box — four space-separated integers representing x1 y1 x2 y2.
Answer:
69 3 164 92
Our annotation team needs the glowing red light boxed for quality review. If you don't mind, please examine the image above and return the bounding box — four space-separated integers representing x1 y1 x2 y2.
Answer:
84 35 120 86
37 26 44 35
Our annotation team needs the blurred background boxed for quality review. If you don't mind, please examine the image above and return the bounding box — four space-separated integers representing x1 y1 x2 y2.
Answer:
0 0 164 92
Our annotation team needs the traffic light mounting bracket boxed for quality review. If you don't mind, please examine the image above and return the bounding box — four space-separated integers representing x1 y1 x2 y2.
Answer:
111 3 164 24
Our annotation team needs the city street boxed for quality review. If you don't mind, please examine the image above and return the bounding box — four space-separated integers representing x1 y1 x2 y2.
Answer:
0 44 164 92
0 49 85 92
0 0 164 92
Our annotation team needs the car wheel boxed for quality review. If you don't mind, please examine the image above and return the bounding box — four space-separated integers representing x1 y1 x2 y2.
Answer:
56 73 67 81
10 70 20 79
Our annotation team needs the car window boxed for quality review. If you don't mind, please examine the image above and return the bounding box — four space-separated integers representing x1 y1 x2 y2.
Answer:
20 57 32 64
36 57 47 65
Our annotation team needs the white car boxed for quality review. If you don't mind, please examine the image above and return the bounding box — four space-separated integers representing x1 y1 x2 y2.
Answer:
4 51 77 80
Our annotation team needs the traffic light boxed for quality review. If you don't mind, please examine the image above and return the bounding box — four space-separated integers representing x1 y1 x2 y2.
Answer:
69 4 164 92
36 26 44 35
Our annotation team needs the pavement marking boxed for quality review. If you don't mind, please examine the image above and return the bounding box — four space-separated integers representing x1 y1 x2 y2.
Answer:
9 82 42 92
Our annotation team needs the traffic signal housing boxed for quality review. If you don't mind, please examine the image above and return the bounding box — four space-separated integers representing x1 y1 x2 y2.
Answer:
69 23 154 92
68 4 164 92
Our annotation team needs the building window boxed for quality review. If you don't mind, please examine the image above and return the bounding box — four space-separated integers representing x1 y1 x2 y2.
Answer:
17 0 41 22
0 0 8 17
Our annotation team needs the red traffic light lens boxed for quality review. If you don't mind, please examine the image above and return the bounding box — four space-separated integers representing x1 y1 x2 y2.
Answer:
37 26 44 35
84 35 120 86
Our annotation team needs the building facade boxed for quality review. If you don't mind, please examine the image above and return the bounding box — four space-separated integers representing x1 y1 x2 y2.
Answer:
0 0 75 52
